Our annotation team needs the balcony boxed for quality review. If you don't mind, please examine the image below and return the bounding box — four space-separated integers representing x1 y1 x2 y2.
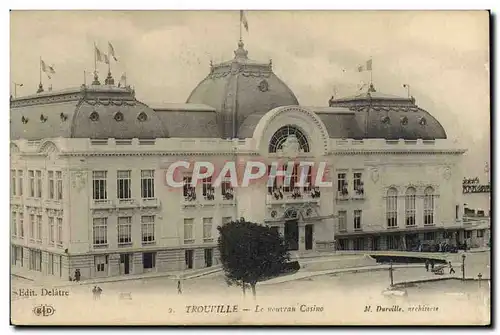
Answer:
140 198 160 208
116 199 138 209
336 190 350 201
91 199 114 209
266 187 320 205
118 240 133 248
142 238 156 246
351 188 365 200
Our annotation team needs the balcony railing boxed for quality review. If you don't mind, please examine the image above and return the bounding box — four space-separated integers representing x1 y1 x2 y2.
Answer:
336 189 350 200
267 187 320 204
141 198 159 208
117 199 137 208
91 199 113 209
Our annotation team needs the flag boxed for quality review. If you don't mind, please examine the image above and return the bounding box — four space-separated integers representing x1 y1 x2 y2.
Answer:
357 59 372 72
95 46 104 63
240 10 249 32
103 54 110 65
41 59 56 79
108 42 118 61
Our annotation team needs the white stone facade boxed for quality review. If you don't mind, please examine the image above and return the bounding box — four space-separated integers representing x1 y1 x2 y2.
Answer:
10 105 468 281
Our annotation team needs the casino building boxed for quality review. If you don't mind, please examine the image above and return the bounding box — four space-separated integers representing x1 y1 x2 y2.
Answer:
10 38 467 280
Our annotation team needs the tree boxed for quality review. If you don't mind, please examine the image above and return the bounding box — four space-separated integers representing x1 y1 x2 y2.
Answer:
217 218 290 298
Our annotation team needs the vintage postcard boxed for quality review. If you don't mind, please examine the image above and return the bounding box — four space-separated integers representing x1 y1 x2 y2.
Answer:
10 10 490 326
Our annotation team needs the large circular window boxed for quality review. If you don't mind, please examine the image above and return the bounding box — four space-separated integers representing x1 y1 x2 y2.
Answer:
268 125 310 153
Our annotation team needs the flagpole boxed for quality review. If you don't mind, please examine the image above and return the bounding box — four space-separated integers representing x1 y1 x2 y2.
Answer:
94 42 97 76
239 11 242 41
39 56 42 86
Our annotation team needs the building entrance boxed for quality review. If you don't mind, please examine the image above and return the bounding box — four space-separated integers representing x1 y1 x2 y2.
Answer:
285 220 299 251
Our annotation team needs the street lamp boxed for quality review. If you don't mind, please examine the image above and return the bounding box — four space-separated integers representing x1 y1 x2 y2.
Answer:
12 82 23 98
461 254 466 281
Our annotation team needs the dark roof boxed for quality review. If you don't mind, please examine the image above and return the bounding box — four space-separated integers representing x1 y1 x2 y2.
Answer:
325 84 447 140
10 83 168 140
186 40 299 139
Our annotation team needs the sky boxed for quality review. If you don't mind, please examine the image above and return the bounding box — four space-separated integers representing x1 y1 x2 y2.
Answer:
9 10 490 180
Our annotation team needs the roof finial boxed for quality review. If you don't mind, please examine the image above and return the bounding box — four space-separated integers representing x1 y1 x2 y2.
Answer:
234 39 248 59
36 82 44 93
105 71 115 85
92 71 100 86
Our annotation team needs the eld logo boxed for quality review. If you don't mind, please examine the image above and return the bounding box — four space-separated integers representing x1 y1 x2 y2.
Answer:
32 304 55 317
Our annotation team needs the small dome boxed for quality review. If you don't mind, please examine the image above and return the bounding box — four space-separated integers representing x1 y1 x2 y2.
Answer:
186 40 299 139
327 84 447 140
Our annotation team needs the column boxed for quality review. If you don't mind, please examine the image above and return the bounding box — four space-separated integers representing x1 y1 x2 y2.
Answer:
299 224 305 251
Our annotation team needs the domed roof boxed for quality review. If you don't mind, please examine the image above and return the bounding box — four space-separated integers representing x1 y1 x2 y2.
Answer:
186 40 299 139
10 84 168 140
324 84 447 140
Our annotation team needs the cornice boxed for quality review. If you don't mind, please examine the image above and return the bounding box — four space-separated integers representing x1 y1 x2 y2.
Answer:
59 151 260 157
328 149 466 155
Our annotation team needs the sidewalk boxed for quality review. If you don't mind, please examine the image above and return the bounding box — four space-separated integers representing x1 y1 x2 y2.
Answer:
11 265 222 288
259 262 464 286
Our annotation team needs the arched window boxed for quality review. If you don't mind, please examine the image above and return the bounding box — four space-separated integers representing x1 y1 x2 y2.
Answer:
386 188 398 227
268 125 309 153
405 187 416 226
424 187 434 225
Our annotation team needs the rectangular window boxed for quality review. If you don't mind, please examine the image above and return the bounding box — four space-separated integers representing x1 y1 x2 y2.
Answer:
424 192 434 225
11 170 16 196
141 215 155 244
353 238 365 250
48 171 55 199
93 218 108 246
202 177 214 200
183 176 196 201
18 170 23 196
118 216 132 245
405 191 416 226
92 171 107 200
56 171 62 200
141 170 155 199
283 163 298 193
204 248 213 267
95 255 108 272
143 252 156 269
353 172 364 194
337 173 347 192
387 236 400 250
203 217 213 240
19 214 24 238
48 254 54 275
267 165 279 195
48 217 55 245
477 230 485 238
57 217 63 246
36 215 42 242
117 170 131 199
221 177 234 200
424 232 435 241
28 170 35 197
354 210 362 230
465 231 472 239
36 170 42 198
302 165 313 192
338 211 347 231
338 238 348 251
11 212 17 237
184 218 194 242
29 214 35 240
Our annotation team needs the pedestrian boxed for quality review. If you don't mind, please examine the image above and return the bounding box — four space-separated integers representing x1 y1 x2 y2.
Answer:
96 286 102 300
92 286 97 300
449 261 455 274
425 260 429 272
177 279 182 295
430 260 435 271
74 269 81 282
